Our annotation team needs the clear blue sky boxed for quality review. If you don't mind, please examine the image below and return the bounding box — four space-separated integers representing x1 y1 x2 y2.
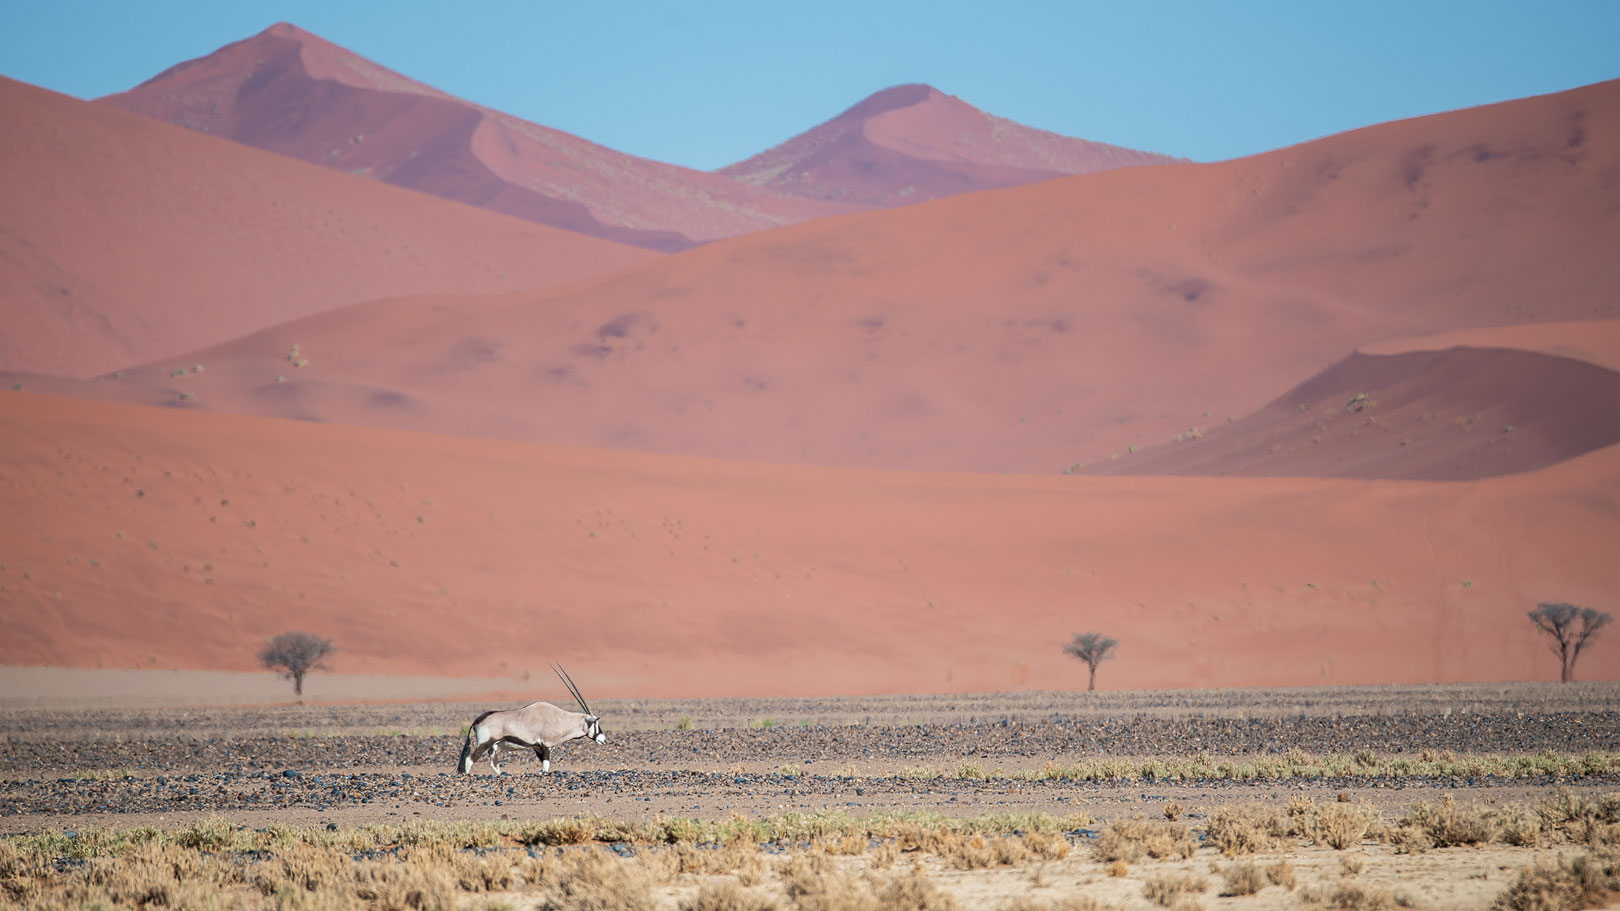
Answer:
4 1 1616 170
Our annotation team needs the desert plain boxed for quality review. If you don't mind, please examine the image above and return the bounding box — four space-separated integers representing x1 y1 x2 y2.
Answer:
3 19 1620 911
3 682 1620 909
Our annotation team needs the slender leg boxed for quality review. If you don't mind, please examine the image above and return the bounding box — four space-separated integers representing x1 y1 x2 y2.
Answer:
534 743 552 774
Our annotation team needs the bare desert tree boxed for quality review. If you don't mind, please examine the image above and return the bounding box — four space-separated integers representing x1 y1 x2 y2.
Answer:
1528 603 1611 683
1063 632 1118 691
259 631 335 697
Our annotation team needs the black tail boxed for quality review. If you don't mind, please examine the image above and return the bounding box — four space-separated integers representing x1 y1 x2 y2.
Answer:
458 711 495 774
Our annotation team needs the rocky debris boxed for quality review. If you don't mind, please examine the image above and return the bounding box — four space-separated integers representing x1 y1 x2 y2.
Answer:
4 686 1615 825
1 711 1613 776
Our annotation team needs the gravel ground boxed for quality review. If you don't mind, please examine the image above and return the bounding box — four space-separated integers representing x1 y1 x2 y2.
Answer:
3 682 1617 833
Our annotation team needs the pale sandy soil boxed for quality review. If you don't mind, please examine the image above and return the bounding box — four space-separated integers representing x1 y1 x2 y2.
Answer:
667 844 1610 911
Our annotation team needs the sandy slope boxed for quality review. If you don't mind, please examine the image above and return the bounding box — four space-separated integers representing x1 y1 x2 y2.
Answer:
26 79 1620 477
1079 329 1620 479
0 76 656 379
1360 320 1620 372
2 392 1615 696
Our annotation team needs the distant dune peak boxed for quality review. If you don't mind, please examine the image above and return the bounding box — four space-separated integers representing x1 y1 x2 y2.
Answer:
834 82 944 119
719 83 1179 205
97 24 851 251
262 20 311 39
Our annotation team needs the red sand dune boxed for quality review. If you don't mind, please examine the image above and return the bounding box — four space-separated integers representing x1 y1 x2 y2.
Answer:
2 392 1615 696
1360 320 1620 374
100 23 856 251
719 83 1179 206
0 76 656 380
25 79 1620 478
1079 337 1620 479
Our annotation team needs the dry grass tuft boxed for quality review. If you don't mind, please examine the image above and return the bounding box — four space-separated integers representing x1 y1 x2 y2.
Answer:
1220 861 1265 896
1299 882 1413 910
1204 804 1284 856
780 854 958 911
1536 790 1620 847
1020 830 1071 861
938 833 1030 870
871 864 962 911
535 847 657 911
1339 855 1365 876
998 897 1102 911
520 817 600 847
351 858 457 910
1093 819 1196 862
1143 872 1207 907
867 842 900 870
679 879 780 911
811 833 870 857
1306 802 1379 850
1401 795 1497 847
1492 852 1620 911
672 839 767 885
1266 859 1297 890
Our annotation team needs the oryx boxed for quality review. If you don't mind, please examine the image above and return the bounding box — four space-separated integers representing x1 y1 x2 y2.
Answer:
457 663 606 775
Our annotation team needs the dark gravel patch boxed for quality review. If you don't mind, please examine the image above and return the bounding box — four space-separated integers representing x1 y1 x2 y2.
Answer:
3 684 1616 827
3 711 1615 777
8 766 1619 821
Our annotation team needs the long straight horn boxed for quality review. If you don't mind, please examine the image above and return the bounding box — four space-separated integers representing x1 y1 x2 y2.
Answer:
551 663 592 716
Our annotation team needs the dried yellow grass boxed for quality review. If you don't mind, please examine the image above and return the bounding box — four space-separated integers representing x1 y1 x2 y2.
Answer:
1143 872 1207 907
1093 819 1196 862
1219 861 1265 896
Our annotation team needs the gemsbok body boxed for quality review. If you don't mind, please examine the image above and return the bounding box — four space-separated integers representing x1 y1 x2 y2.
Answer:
457 664 605 775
